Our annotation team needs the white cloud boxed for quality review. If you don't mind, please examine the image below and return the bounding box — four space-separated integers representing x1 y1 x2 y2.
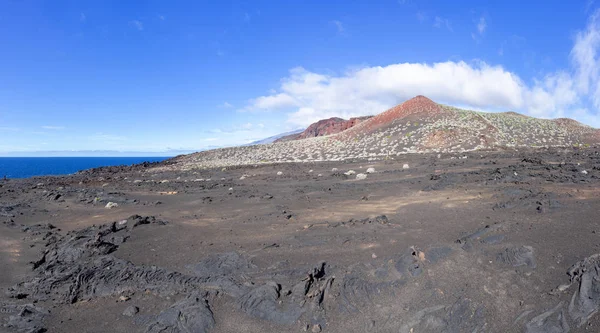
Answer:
433 17 452 31
0 127 20 132
332 20 344 33
572 10 600 106
477 17 486 35
159 15 165 21
244 63 526 126
246 93 298 111
80 13 86 22
130 20 144 31
472 16 487 42
416 11 427 23
235 9 600 129
41 126 65 130
244 13 251 22
218 102 233 108
242 36 600 128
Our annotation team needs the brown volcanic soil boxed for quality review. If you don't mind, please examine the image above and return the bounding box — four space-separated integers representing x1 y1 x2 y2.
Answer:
2 147 600 332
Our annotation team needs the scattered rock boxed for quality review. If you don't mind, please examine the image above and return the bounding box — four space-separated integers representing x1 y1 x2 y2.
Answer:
403 164 410 169
277 171 283 176
344 170 356 176
563 253 600 327
123 305 139 317
524 302 569 333
356 173 367 180
3 304 48 333
146 293 215 333
105 202 119 209
331 168 338 172
497 246 536 269
366 167 376 173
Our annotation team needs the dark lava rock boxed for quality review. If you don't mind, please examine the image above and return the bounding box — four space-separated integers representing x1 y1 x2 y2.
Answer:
145 293 215 333
123 305 139 317
497 246 536 269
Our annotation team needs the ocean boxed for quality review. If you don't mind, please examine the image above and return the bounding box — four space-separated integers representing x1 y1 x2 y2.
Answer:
0 157 170 179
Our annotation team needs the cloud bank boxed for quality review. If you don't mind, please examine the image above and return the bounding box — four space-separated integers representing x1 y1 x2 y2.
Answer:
243 11 600 128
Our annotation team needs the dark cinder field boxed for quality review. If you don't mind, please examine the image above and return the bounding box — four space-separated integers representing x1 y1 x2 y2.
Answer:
1 147 600 332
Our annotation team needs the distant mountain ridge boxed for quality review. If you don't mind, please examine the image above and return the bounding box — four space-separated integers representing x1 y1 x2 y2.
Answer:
246 129 305 145
167 96 600 168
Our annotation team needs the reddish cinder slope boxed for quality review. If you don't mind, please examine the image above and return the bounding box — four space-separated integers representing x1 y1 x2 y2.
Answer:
296 116 372 139
275 116 372 142
362 95 445 129
339 95 448 138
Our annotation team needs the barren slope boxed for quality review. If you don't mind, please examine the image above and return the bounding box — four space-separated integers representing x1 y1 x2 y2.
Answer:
164 96 599 169
2 148 600 333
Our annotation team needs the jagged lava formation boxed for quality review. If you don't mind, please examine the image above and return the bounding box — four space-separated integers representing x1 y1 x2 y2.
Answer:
172 96 600 168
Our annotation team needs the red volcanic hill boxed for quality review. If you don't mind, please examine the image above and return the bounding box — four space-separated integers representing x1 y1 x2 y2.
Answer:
177 95 600 168
340 95 449 136
365 95 445 128
275 116 372 142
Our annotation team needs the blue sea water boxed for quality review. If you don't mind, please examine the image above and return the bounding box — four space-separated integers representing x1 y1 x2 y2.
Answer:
0 157 170 179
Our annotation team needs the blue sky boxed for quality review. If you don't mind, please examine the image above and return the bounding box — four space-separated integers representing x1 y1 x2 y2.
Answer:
0 0 599 155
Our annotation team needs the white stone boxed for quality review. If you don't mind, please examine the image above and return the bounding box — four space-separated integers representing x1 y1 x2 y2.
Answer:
105 202 118 209
317 174 322 177
582 170 588 175
331 168 338 172
344 170 356 176
356 173 367 180
277 171 283 176
160 180 169 183
228 187 233 191
133 180 142 183
402 164 410 169
366 167 376 174
308 170 313 173
239 175 246 180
